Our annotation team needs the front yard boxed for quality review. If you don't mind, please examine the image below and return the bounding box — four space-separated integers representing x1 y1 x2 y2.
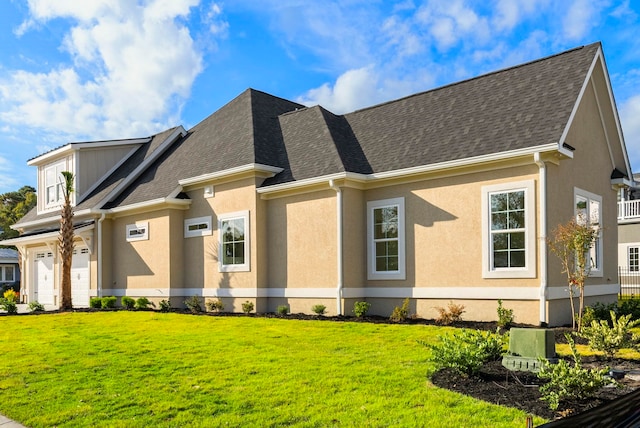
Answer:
0 312 544 427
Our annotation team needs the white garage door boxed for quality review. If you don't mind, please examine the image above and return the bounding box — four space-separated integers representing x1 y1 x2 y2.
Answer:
34 251 54 305
71 248 90 307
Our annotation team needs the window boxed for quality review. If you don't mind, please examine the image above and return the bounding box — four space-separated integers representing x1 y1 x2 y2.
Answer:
367 198 405 280
482 180 535 278
219 211 249 272
126 222 148 242
44 160 66 208
629 247 639 272
184 216 212 238
574 188 603 276
0 265 15 282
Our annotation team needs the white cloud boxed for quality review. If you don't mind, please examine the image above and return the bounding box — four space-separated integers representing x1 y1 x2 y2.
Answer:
0 0 205 141
562 0 608 41
0 155 19 191
620 94 640 172
493 0 549 31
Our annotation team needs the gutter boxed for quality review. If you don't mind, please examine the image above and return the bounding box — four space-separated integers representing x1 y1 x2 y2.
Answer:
328 179 344 315
534 153 548 326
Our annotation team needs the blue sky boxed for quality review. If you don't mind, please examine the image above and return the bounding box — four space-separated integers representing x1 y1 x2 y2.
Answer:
1 0 640 194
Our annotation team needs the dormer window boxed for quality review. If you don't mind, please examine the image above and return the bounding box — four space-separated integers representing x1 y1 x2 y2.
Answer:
44 160 66 208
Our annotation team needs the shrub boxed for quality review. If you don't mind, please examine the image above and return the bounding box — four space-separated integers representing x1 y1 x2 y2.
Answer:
242 300 254 314
353 301 371 318
582 302 618 327
434 302 465 325
390 298 410 322
578 310 640 359
135 297 153 310
0 298 17 314
276 305 289 315
89 297 102 308
423 328 507 376
28 301 45 312
184 295 202 313
618 299 640 320
311 304 326 315
121 296 135 310
159 299 171 313
3 289 18 303
101 296 117 309
496 299 514 328
206 299 225 313
538 334 610 410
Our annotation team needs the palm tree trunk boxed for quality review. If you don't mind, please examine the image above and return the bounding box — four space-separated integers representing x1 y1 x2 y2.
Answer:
59 172 74 310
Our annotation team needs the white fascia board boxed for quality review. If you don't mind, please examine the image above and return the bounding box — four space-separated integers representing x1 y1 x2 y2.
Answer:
179 163 284 187
11 208 95 230
95 126 187 209
1 223 95 246
107 197 191 214
27 137 152 166
256 172 368 194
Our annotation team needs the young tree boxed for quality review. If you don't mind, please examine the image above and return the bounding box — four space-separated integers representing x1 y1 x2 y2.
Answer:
548 216 598 331
59 172 75 310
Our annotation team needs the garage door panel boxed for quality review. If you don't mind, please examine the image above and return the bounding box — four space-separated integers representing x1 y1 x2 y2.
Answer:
71 248 90 307
34 252 54 305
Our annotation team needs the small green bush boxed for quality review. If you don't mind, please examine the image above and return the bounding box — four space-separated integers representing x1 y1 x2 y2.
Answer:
353 301 371 318
184 295 202 313
435 302 465 325
101 296 117 309
159 299 171 313
618 299 640 320
206 299 225 313
0 298 17 314
311 304 326 315
538 334 610 410
496 299 514 328
89 297 102 309
121 296 135 310
135 297 153 310
28 301 45 312
242 300 254 314
277 305 289 315
578 310 640 359
423 328 507 376
390 298 410 322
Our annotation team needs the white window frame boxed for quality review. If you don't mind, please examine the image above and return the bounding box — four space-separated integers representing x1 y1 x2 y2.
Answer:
482 180 536 278
628 246 639 272
574 187 603 277
126 222 149 242
0 265 15 282
367 197 406 280
44 160 67 209
218 210 250 272
184 216 212 238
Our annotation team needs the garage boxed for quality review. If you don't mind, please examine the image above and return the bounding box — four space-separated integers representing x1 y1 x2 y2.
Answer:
71 247 90 307
34 251 54 305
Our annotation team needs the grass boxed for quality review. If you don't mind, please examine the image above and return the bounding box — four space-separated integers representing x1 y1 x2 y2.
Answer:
0 312 546 427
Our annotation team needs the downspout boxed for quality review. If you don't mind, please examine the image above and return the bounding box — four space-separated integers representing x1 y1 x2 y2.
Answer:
534 153 548 326
97 212 106 298
329 179 343 315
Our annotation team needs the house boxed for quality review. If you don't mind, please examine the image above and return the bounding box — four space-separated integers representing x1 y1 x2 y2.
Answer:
0 248 20 295
2 42 632 326
618 173 640 295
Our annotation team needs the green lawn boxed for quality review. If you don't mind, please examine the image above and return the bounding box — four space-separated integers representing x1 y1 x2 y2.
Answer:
0 312 546 427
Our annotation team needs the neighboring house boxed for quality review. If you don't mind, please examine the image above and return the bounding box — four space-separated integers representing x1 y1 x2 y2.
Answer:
618 173 640 294
0 248 20 294
2 42 633 326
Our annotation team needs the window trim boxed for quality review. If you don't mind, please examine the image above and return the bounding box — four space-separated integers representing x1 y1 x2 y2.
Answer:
367 197 406 280
126 222 149 242
0 265 15 282
628 246 639 272
218 210 250 272
481 180 536 279
43 160 67 209
184 216 213 238
574 187 603 277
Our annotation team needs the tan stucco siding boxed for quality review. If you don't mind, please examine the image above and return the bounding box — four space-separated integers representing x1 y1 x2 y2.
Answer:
342 187 366 288
266 190 337 288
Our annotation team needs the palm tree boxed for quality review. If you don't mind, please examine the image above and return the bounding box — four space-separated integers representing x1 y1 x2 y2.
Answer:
59 171 75 310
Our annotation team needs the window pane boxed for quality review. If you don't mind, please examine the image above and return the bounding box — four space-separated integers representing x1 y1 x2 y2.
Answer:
491 212 507 230
493 251 508 268
387 240 398 256
510 232 525 250
222 243 233 265
233 242 244 264
5 267 13 282
491 193 507 212
493 233 508 251
508 191 524 210
510 251 525 267
387 256 398 271
375 242 387 258
508 210 525 229
590 200 600 225
376 256 388 271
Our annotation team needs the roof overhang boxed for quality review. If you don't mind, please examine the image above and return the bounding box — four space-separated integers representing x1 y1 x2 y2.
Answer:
1 222 95 247
179 163 284 188
27 137 152 166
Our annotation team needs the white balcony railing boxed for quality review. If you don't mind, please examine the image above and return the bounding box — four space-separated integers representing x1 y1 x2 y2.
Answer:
619 200 640 221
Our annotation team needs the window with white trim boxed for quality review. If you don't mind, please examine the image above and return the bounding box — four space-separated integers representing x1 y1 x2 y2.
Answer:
482 180 536 278
184 216 212 238
126 222 149 242
219 211 249 272
0 265 15 282
629 247 639 272
367 198 405 280
44 160 66 208
574 188 603 276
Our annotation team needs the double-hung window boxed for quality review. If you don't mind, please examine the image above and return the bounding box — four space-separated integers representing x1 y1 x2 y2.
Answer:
0 265 15 282
629 246 640 272
482 180 535 278
575 188 602 276
367 198 405 280
219 211 250 272
44 160 66 208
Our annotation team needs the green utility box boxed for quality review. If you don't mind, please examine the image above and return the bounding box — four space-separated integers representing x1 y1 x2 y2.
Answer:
502 328 557 372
